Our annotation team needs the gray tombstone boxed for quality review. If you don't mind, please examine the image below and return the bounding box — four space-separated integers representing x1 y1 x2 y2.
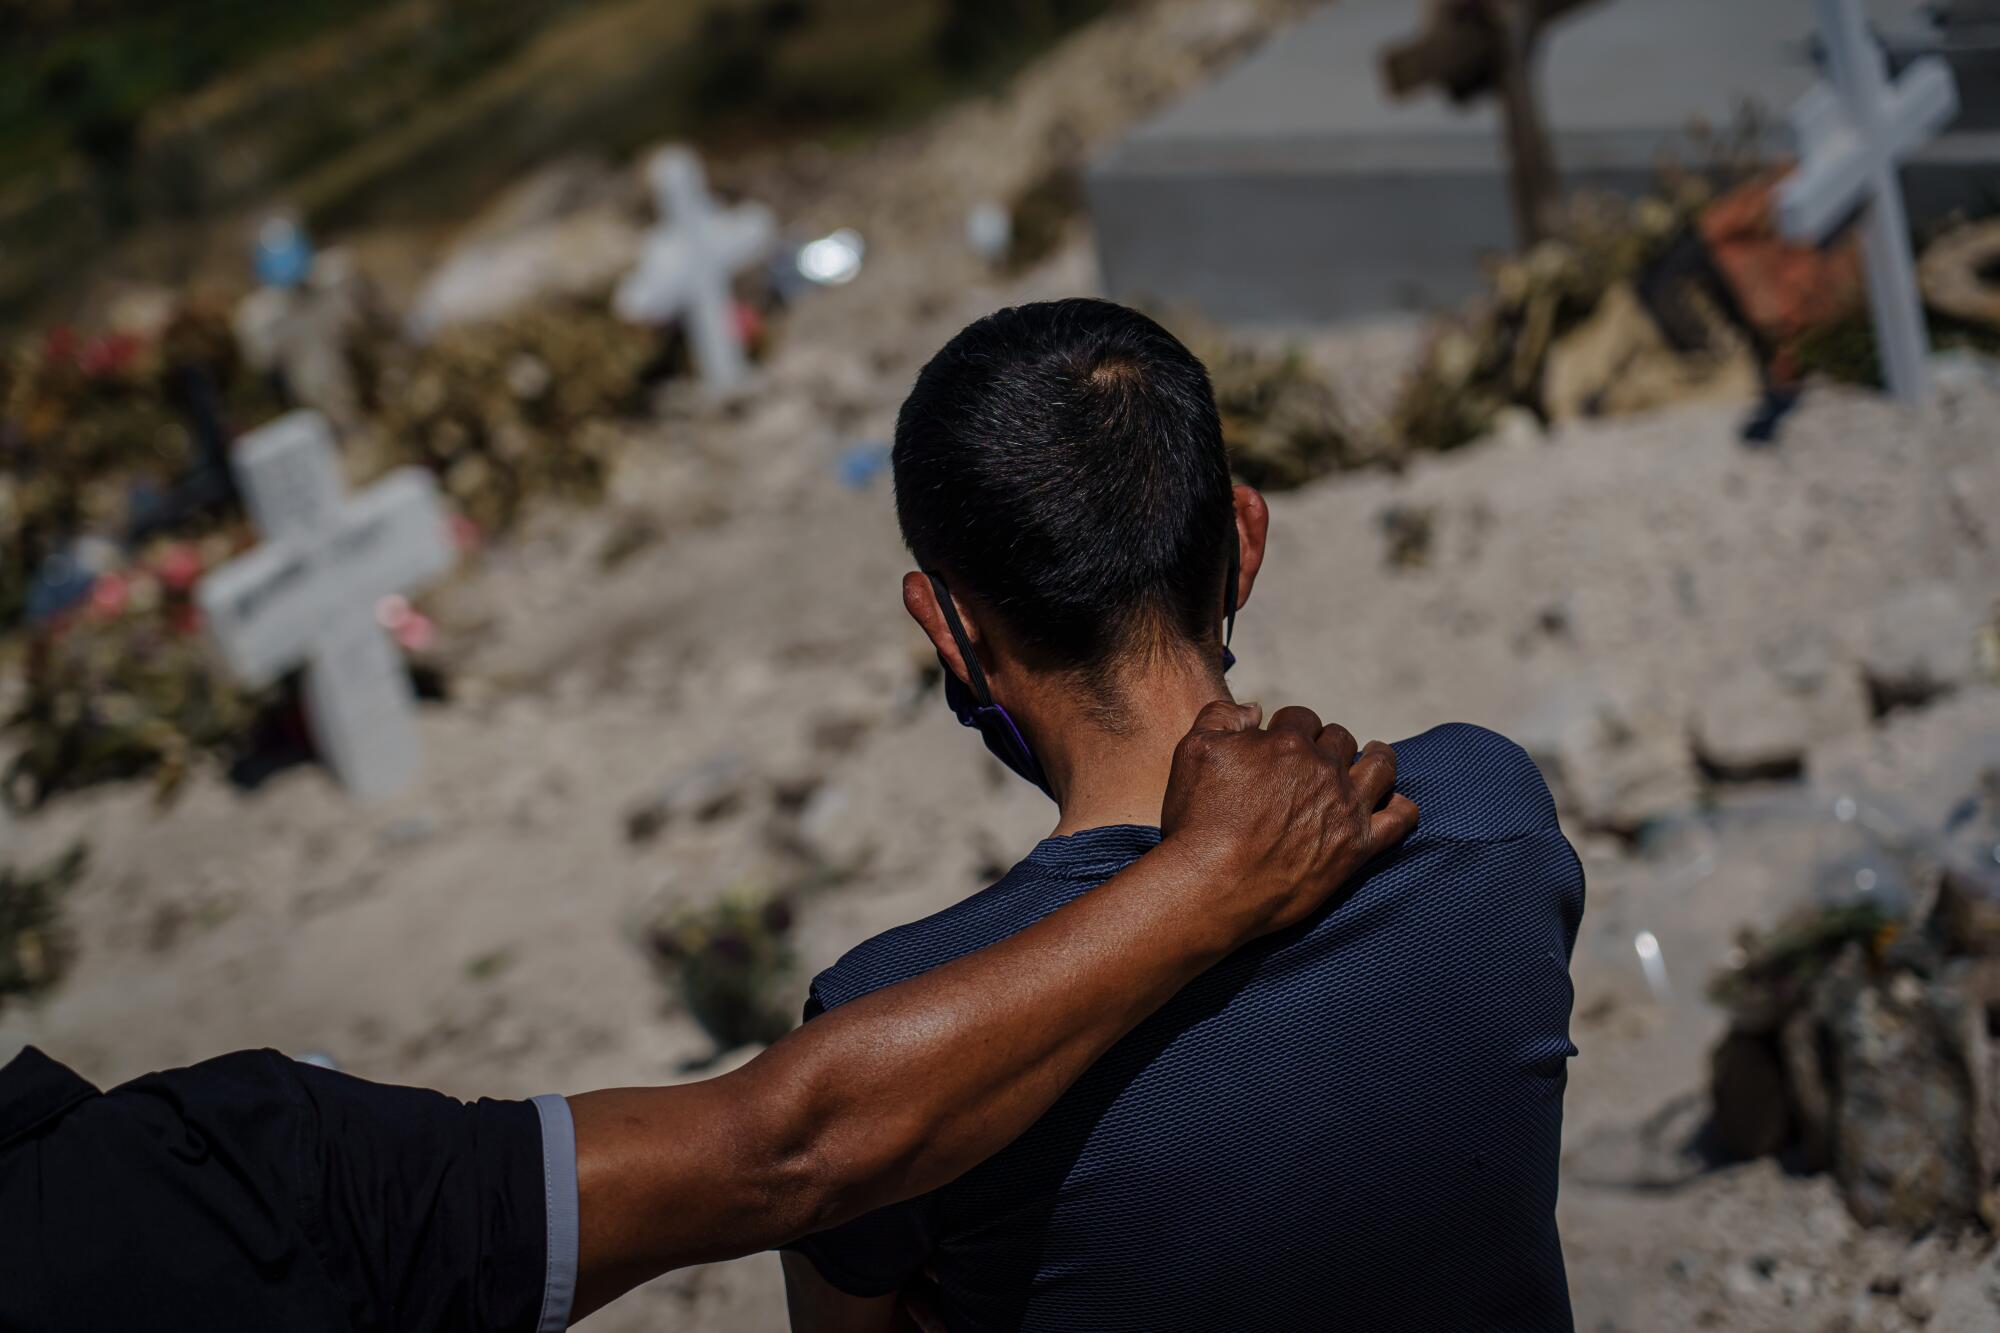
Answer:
1884 0 2000 129
613 147 775 392
196 411 456 798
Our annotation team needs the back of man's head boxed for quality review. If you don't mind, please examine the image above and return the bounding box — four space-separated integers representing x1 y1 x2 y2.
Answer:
893 299 1234 678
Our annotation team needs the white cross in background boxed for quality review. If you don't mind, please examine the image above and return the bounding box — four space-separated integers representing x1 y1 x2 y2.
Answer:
614 146 777 392
196 411 456 798
1777 0 1959 402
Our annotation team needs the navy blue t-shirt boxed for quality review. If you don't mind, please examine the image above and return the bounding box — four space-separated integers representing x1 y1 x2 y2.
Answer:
788 723 1584 1332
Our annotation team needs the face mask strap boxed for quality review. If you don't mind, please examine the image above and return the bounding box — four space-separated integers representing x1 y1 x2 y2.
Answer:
1223 539 1239 650
926 571 996 707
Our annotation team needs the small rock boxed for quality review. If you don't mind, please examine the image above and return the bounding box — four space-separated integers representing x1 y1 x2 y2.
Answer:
1860 583 1981 713
1926 1260 2000 1329
1517 680 1700 832
378 816 439 849
1761 623 1840 694
1898 1271 1939 1324
1377 503 1437 570
1490 405 1544 449
1726 1255 1777 1300
1692 671 1812 781
625 754 748 843
1825 961 1987 1229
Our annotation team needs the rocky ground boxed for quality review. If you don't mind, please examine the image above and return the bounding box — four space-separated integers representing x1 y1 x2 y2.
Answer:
7 1 2000 1329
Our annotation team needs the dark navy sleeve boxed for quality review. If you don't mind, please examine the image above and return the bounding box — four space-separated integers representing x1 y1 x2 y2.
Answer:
782 986 942 1297
1 1048 557 1333
285 1058 556 1333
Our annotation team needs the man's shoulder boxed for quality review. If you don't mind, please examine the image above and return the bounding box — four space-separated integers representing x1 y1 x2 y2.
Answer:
1391 722 1563 844
808 853 1101 1016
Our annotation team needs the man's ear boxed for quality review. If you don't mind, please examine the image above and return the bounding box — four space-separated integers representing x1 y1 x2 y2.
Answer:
1232 484 1270 613
903 570 976 688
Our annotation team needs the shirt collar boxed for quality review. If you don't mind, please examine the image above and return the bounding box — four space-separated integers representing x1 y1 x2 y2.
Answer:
0 1046 99 1149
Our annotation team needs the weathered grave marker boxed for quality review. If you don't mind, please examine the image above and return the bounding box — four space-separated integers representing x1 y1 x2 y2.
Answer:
196 411 455 797
613 146 775 392
1382 0 1601 247
1777 0 1959 402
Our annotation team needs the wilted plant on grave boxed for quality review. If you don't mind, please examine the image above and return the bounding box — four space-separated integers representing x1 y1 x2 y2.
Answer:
356 303 657 535
0 844 87 1007
646 886 798 1052
1193 337 1368 491
0 308 279 628
1387 190 1699 453
2 537 270 809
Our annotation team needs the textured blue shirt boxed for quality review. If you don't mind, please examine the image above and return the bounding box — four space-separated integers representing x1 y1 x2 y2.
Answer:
789 723 1584 1331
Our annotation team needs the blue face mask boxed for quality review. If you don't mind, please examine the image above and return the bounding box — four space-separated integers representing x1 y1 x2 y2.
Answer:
927 544 1238 803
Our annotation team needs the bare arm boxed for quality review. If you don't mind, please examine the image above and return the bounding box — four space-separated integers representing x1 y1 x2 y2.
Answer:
568 704 1414 1319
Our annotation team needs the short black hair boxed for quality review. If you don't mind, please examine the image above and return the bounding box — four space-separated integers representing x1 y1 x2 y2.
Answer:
893 298 1233 674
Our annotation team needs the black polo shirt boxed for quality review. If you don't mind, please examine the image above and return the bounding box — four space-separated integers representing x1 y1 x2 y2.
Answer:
0 1045 577 1332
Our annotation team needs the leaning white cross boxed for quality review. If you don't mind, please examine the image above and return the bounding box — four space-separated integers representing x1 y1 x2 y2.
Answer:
1777 0 1959 402
613 146 776 392
196 411 456 798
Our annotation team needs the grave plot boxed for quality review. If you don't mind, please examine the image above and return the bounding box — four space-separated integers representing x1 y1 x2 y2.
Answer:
1089 0 2000 324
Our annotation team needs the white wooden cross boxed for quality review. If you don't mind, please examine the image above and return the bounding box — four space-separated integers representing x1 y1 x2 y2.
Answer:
613 146 776 392
196 411 456 798
1777 0 1959 402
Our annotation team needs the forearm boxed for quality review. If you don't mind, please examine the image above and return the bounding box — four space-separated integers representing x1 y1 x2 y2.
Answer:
753 833 1249 1228
569 835 1243 1313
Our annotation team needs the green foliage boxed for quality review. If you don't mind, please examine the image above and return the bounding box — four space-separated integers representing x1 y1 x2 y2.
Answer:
0 307 281 624
0 0 401 178
0 843 87 1008
1791 310 2000 390
357 302 657 535
1202 341 1364 491
2 539 271 810
647 887 798 1052
1707 902 1895 1020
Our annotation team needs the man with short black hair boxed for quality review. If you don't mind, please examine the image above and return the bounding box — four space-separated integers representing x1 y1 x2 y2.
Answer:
782 299 1584 1332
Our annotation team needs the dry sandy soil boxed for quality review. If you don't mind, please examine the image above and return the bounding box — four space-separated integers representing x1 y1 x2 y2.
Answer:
7 2 2000 1329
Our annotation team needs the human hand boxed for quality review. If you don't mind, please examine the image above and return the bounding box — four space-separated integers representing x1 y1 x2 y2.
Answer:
1158 701 1417 943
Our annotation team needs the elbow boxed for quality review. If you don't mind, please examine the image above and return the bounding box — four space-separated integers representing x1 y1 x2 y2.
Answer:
739 1066 928 1242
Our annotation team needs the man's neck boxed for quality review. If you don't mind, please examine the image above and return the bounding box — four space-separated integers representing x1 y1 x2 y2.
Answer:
1035 657 1232 837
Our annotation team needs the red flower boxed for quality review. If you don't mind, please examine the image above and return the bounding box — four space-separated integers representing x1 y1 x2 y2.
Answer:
87 573 129 620
153 543 204 592
80 333 143 378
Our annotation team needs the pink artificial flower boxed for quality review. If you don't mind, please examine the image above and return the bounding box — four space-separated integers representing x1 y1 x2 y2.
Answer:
80 333 142 378
153 542 204 592
87 573 129 620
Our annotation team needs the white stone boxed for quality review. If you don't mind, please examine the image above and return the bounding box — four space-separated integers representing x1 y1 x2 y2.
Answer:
196 411 456 797
1860 581 1981 703
1777 0 1960 402
1693 672 1816 780
613 147 775 392
1516 679 1700 832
